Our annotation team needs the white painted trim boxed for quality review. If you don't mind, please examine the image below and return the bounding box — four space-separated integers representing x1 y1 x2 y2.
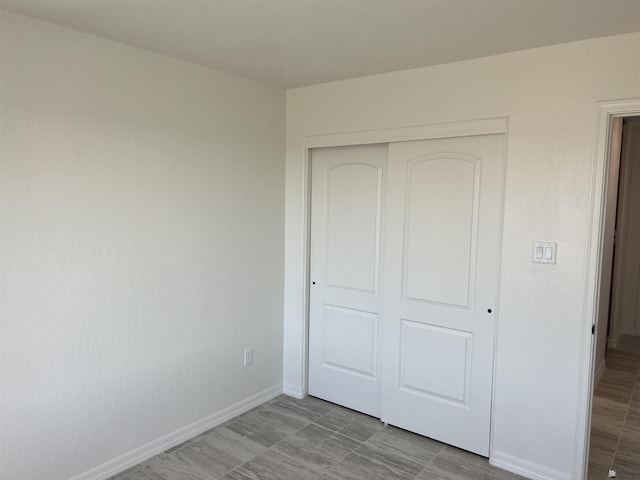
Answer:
301 146 313 399
488 131 510 463
298 116 509 408
594 359 606 386
490 451 570 480
305 117 508 148
575 98 640 480
69 384 282 480
283 382 306 399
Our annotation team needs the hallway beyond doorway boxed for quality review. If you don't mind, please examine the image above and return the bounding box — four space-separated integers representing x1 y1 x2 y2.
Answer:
589 336 640 478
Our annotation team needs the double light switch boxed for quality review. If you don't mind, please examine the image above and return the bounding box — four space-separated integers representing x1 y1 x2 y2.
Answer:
533 242 557 264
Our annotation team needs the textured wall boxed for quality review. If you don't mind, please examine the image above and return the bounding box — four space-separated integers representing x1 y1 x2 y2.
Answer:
0 10 285 480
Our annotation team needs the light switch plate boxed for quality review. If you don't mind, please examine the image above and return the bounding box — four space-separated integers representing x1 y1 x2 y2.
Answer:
533 242 557 264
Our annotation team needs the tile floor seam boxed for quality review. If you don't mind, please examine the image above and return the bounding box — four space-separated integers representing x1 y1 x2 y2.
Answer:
336 444 418 480
161 404 269 458
277 433 360 475
611 372 639 470
413 453 438 480
206 431 275 480
590 338 640 478
593 387 619 472
212 416 302 477
320 428 367 472
411 439 446 479
216 403 347 479
366 431 445 480
216 458 243 480
428 443 450 464
309 414 384 445
111 395 530 480
218 420 359 479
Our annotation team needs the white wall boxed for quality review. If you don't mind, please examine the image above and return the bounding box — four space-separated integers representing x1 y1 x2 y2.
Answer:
284 33 640 478
0 11 284 480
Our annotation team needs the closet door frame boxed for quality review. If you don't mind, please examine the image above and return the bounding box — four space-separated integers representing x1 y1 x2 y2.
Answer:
300 117 509 398
299 116 508 422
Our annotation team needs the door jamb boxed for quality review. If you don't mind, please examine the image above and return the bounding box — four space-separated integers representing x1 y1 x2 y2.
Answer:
576 98 640 480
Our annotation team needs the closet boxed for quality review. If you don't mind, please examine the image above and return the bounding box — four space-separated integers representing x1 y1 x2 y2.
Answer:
308 133 505 456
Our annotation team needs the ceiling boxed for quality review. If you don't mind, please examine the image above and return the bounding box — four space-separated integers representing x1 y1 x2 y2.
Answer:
2 0 640 88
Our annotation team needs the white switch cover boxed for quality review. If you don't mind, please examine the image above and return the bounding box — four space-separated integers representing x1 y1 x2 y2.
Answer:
533 242 557 264
243 347 253 366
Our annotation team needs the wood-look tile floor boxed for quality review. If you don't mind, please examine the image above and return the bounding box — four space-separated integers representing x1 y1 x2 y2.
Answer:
109 395 525 480
589 335 640 479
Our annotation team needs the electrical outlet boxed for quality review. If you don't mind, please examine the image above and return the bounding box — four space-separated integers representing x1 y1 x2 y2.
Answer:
243 347 253 366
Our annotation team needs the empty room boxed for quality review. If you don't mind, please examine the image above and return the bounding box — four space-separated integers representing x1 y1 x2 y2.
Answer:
1 1 640 480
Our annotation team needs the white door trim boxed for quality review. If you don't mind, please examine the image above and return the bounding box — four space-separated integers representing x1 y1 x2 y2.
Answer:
305 117 508 148
297 117 508 413
576 98 640 480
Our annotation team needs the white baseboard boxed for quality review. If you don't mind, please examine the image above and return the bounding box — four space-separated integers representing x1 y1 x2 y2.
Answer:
594 358 606 386
490 451 571 480
70 384 282 480
282 382 305 399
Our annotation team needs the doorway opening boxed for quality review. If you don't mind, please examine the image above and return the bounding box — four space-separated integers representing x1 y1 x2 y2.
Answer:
587 111 640 478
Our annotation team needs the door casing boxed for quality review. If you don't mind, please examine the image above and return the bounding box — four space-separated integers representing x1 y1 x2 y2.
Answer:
579 99 640 480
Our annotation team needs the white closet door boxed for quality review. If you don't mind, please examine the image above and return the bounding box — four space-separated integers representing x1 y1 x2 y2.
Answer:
381 134 505 456
308 144 387 417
